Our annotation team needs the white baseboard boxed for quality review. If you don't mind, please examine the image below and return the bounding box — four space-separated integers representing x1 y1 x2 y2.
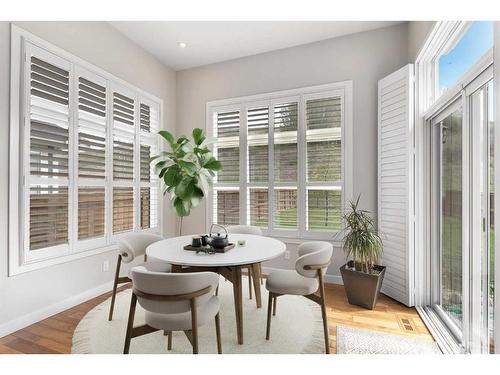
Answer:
0 281 114 338
261 266 343 285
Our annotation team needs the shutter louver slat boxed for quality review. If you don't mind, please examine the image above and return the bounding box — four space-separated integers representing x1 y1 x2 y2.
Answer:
78 187 105 240
113 92 135 181
248 188 268 227
213 189 240 226
29 186 68 250
113 187 134 233
29 56 70 179
215 110 240 184
140 186 158 229
307 189 341 230
248 106 269 183
78 76 106 179
274 102 298 183
274 188 297 229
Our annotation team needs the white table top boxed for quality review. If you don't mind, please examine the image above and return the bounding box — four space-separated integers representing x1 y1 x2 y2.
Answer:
146 234 286 267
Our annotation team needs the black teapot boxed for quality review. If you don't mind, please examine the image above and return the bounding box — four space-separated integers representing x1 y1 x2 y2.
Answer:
208 223 229 249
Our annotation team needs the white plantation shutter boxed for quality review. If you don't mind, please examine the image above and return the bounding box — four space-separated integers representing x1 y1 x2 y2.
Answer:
76 69 107 244
273 101 298 230
10 30 165 273
139 100 159 230
305 94 343 232
213 108 241 226
247 105 269 228
378 64 415 306
207 82 352 243
112 89 136 233
26 45 71 253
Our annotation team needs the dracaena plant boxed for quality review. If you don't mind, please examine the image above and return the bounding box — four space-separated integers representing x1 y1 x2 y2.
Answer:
338 195 383 274
151 128 222 235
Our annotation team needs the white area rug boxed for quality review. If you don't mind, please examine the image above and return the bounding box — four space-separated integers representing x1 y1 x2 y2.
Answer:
336 326 441 354
72 277 325 354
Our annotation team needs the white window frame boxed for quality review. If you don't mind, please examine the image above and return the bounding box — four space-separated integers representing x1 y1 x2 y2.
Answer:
414 20 494 353
9 25 164 276
206 81 353 241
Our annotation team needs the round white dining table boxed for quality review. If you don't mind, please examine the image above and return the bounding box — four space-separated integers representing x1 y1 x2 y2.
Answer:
147 233 286 345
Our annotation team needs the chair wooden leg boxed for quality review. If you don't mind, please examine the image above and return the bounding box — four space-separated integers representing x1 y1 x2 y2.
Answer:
215 313 222 354
164 331 173 350
273 296 277 316
190 299 199 354
259 263 263 285
108 255 122 321
123 292 137 354
248 266 253 300
318 271 330 354
266 292 273 340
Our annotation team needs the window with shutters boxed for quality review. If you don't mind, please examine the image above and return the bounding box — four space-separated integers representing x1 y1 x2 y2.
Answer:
207 82 352 239
9 27 163 273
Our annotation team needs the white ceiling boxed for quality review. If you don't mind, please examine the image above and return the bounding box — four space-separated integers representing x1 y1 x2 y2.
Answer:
110 21 402 71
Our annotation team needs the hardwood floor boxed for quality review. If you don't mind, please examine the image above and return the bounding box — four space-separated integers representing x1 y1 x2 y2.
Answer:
0 283 432 354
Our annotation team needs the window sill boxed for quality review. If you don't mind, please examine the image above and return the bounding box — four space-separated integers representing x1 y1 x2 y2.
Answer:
9 244 118 277
271 235 342 247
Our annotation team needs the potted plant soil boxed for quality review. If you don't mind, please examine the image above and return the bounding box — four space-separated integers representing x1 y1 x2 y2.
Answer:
338 196 385 310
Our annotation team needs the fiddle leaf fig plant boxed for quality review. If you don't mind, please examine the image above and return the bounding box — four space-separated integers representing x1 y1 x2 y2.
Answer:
339 195 383 274
151 128 222 234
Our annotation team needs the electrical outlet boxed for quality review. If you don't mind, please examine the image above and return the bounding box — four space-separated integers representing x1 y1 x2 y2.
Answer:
284 251 291 260
102 260 109 272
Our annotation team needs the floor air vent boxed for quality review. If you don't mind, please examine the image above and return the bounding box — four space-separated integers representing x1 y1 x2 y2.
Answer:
397 316 416 333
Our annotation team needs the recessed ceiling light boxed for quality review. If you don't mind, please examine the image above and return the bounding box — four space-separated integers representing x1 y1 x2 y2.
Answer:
178 42 187 48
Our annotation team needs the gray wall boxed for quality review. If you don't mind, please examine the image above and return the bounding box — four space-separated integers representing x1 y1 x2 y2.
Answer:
0 21 177 330
176 23 410 276
408 21 436 62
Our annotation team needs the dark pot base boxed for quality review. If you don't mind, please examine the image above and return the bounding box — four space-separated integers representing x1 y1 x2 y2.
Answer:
340 261 386 310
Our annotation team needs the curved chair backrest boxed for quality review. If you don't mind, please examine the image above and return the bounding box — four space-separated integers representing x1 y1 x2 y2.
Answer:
226 225 263 236
131 263 219 314
295 241 333 278
118 233 163 263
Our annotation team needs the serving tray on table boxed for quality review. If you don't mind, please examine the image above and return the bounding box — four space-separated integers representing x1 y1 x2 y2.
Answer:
183 243 235 253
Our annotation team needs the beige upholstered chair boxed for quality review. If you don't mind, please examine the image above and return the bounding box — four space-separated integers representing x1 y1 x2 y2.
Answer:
124 263 222 354
265 241 333 354
226 225 264 300
108 233 171 321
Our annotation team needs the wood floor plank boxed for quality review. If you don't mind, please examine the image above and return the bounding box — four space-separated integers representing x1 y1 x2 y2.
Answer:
0 282 433 354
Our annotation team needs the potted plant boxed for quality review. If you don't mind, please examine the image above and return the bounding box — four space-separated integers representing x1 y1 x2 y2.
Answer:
338 195 385 310
151 128 222 235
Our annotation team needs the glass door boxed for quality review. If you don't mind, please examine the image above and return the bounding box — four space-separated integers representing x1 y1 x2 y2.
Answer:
429 77 495 353
431 99 465 342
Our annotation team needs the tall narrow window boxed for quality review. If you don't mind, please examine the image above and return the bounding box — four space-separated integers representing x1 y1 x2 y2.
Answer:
112 91 135 234
77 72 106 242
213 109 240 226
247 105 269 228
139 101 160 230
273 102 298 230
305 95 342 231
28 51 70 253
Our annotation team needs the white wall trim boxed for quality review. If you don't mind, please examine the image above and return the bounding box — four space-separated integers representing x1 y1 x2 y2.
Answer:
0 280 114 338
261 266 343 285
